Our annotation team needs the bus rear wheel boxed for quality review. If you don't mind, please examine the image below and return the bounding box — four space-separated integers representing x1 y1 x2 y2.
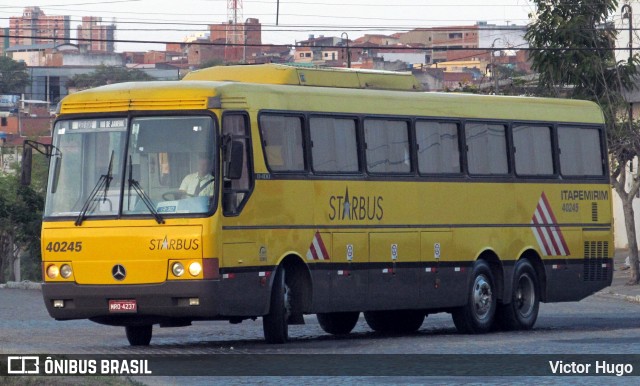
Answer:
125 325 152 346
495 259 539 330
364 310 424 333
317 312 360 335
263 267 291 344
452 260 496 334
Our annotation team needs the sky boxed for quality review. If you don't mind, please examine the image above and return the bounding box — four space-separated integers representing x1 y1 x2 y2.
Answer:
0 0 539 51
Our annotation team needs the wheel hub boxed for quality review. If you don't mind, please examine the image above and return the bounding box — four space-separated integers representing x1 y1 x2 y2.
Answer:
473 274 493 320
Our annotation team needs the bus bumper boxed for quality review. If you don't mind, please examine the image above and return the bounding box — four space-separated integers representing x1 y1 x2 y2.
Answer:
544 258 613 302
42 280 226 325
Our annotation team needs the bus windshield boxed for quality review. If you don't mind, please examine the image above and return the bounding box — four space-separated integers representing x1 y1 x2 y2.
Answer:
44 115 216 220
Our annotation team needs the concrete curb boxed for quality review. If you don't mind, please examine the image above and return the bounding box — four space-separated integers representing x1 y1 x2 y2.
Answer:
0 281 42 290
595 290 640 304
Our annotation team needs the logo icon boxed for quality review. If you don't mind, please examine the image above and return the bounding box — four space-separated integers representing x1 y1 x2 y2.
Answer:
7 356 40 374
112 264 127 281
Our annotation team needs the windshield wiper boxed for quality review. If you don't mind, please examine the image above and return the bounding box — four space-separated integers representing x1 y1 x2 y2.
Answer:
75 150 114 226
128 155 164 224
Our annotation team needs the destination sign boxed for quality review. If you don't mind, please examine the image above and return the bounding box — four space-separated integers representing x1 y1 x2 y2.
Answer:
61 118 128 133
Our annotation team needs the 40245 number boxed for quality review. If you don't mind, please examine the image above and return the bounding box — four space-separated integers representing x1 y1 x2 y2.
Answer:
561 203 579 213
45 241 83 253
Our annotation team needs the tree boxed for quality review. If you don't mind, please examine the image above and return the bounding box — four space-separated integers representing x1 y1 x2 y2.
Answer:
0 152 47 283
526 0 640 284
66 65 155 90
0 56 29 94
0 176 44 283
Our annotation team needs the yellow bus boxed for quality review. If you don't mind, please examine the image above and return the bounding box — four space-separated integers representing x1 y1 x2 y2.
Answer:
27 64 613 346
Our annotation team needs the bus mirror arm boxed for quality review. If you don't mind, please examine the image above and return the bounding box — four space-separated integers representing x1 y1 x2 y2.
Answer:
21 147 32 186
224 139 244 180
21 140 60 186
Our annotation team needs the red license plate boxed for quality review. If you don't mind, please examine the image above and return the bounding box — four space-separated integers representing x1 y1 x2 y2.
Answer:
108 299 137 313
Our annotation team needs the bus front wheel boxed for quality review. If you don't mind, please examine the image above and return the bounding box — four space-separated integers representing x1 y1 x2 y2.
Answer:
125 325 152 346
452 260 496 334
317 312 360 335
263 267 290 344
495 259 539 330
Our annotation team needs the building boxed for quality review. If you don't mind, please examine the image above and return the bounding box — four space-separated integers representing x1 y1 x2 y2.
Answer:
77 17 116 53
209 18 262 63
1 27 8 56
5 43 54 67
396 22 527 65
9 7 70 47
294 35 353 66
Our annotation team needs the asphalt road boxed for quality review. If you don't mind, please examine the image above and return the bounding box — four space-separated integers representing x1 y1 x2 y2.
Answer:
1 288 639 384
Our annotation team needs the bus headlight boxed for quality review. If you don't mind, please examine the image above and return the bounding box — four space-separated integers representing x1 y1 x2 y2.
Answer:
172 262 185 277
46 265 59 279
189 262 202 277
60 264 72 279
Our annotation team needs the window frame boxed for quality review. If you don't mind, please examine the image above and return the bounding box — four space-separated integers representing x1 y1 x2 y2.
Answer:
254 109 607 183
462 120 511 177
308 113 362 176
222 111 255 217
363 116 414 176
414 118 464 177
258 111 307 175
44 110 220 221
556 124 607 179
511 123 556 178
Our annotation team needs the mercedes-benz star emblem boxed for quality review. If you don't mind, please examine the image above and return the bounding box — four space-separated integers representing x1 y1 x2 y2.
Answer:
112 264 126 281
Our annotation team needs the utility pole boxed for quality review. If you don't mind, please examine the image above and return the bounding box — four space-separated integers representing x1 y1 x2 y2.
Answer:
341 32 351 68
623 3 634 126
491 38 501 94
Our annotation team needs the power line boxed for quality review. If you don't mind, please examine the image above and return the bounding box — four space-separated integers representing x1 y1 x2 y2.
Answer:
0 33 632 51
10 21 640 34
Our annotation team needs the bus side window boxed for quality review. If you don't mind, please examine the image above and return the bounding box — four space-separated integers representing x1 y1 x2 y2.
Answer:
223 113 253 215
465 122 508 175
259 114 305 172
558 126 604 176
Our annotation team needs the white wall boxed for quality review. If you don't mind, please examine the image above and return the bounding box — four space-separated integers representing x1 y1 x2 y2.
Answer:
612 158 640 249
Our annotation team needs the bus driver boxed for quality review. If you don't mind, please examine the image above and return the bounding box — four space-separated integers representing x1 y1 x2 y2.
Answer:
179 156 214 197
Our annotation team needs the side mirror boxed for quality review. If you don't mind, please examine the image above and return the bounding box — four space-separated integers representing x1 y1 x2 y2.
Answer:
224 140 244 180
21 140 60 187
20 146 32 186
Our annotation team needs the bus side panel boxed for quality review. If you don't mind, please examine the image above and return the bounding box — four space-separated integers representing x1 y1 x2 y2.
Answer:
367 232 420 310
328 232 369 312
544 229 613 302
218 270 272 316
419 231 467 309
543 259 612 302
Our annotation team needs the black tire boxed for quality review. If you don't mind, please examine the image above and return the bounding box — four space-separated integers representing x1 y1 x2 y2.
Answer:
495 259 539 330
452 260 496 334
364 310 424 333
317 312 360 335
263 267 290 344
125 325 152 346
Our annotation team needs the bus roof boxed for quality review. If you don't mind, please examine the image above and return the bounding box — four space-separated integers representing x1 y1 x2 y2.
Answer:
183 63 423 92
59 79 604 125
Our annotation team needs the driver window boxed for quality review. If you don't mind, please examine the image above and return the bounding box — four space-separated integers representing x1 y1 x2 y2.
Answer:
223 113 253 216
